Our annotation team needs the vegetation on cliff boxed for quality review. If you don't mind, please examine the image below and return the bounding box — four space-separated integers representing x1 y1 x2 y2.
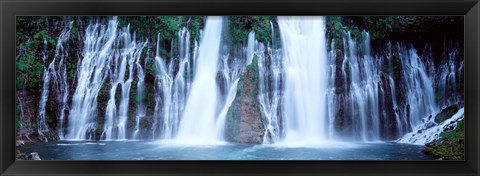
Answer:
15 16 464 158
424 118 464 160
225 55 264 144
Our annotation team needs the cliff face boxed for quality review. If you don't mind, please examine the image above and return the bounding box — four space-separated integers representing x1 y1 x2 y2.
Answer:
225 56 265 144
15 16 464 146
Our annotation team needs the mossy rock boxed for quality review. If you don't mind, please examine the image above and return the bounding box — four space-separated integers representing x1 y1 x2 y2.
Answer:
424 118 464 160
434 105 459 123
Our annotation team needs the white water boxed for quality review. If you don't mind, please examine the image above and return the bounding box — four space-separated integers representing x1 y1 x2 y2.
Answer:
278 16 329 144
258 28 284 144
102 25 147 140
338 31 382 141
38 21 73 140
151 27 194 139
33 16 462 145
175 16 224 144
435 47 463 108
132 42 148 140
38 38 51 138
53 21 74 140
67 17 119 140
397 43 437 129
397 108 464 145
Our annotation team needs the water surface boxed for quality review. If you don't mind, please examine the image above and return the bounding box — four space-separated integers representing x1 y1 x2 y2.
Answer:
20 141 434 160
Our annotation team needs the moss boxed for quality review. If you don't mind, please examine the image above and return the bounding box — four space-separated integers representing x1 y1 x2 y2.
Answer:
424 118 464 160
16 150 28 160
226 105 240 139
247 55 259 97
326 16 343 39
225 16 273 48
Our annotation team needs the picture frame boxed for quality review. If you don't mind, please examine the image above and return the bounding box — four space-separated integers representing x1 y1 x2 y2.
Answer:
1 0 479 175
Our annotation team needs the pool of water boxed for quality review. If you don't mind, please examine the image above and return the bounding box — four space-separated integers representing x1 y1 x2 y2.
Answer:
19 140 434 160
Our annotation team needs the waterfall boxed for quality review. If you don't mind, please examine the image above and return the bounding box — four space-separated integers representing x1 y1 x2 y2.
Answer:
435 47 463 108
67 17 119 140
38 21 73 140
337 31 381 141
385 41 404 136
278 16 329 144
53 21 74 140
29 16 461 144
102 25 147 140
38 39 52 139
151 27 193 139
326 40 337 139
175 16 224 144
258 24 284 143
132 42 148 140
396 43 437 131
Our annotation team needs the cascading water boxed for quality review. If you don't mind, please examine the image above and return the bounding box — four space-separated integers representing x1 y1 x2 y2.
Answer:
396 43 437 131
28 16 461 147
132 43 148 140
102 25 147 140
175 16 224 144
67 17 119 140
338 31 381 141
277 16 329 144
257 25 284 143
435 47 464 108
53 21 74 140
38 39 52 139
38 21 73 140
151 27 193 139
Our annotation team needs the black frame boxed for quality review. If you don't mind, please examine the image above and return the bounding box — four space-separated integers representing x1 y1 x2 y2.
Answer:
1 0 479 175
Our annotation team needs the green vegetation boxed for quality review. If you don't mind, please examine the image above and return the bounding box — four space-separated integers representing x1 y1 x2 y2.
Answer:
424 118 464 160
325 16 463 42
118 16 203 59
226 107 239 137
225 16 274 47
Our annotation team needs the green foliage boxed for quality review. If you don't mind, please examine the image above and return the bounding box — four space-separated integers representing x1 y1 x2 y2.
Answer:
33 30 56 46
226 104 240 138
226 16 273 47
16 51 44 89
326 16 343 38
237 77 244 94
247 55 259 97
71 26 78 39
16 120 22 129
424 118 464 160
250 16 273 44
16 16 68 89
227 16 251 46
361 16 394 40
333 16 464 41
187 16 204 43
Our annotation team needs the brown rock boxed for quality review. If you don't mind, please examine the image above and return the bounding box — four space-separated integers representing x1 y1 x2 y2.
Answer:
225 57 265 144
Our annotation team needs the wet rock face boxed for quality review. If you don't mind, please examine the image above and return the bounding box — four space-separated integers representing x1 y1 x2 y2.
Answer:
434 104 460 123
225 57 264 144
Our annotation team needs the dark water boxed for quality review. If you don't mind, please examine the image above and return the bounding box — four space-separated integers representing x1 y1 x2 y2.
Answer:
19 140 434 160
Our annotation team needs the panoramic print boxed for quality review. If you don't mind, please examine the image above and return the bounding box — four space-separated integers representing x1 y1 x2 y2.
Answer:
15 16 464 160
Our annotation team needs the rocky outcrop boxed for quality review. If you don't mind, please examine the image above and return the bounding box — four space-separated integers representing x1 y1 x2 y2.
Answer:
397 106 464 145
225 56 265 144
434 104 460 123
